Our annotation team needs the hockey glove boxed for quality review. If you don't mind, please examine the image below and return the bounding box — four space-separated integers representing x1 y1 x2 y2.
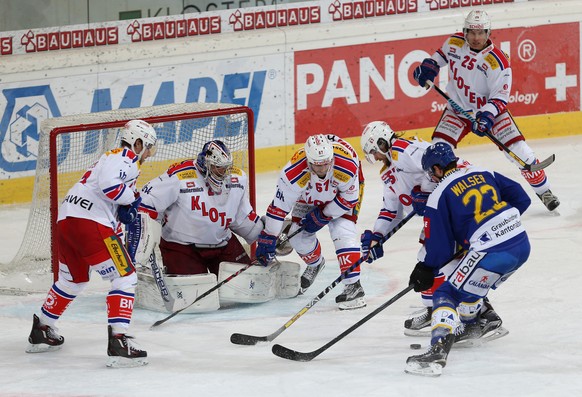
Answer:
301 207 332 234
118 196 142 225
255 231 278 266
411 186 430 216
409 261 435 292
360 230 385 263
413 58 440 88
472 111 496 137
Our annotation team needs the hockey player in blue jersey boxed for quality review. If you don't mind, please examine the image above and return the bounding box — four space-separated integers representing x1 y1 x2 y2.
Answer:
405 143 531 377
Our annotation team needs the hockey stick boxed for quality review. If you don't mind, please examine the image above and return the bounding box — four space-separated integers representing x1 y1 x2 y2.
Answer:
230 211 416 346
148 252 175 312
150 226 305 329
426 81 555 172
271 248 464 362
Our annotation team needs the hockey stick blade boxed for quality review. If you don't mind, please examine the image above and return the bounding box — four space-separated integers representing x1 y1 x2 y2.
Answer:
272 343 319 362
230 212 416 346
527 154 555 172
230 333 272 346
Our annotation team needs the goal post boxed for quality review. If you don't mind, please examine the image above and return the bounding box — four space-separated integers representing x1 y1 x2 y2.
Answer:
0 103 255 294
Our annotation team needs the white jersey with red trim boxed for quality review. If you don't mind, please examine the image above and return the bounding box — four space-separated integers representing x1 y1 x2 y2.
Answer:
373 138 436 236
432 32 511 118
57 147 140 230
139 160 260 246
265 137 361 236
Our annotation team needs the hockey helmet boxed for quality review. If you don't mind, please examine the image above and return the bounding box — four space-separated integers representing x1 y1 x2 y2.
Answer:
463 10 491 39
305 134 334 178
120 119 157 158
421 143 459 177
360 121 395 164
196 140 233 193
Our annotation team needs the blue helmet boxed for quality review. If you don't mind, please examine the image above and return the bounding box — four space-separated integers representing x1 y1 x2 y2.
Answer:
421 143 458 175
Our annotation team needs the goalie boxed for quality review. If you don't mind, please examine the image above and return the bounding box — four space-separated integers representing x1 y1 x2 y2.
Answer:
127 140 300 313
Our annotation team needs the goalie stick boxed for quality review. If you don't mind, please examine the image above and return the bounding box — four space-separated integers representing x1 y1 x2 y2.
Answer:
426 81 555 173
150 226 304 329
148 252 175 312
271 248 464 362
230 211 416 346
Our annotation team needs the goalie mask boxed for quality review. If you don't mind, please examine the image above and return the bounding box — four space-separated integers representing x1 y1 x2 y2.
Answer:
463 10 491 40
305 134 334 179
120 120 158 159
361 121 395 164
196 140 233 193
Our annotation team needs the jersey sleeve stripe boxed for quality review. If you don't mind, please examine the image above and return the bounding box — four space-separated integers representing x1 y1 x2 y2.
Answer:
391 139 411 153
122 148 138 163
103 184 126 201
167 160 196 177
378 209 397 221
284 158 309 184
333 154 357 178
333 196 357 211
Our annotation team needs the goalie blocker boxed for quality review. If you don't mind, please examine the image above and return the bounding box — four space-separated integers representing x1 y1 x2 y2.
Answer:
135 261 301 313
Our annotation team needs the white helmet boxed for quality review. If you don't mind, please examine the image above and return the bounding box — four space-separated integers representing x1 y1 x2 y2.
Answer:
464 10 491 38
305 134 334 178
120 119 157 158
196 140 233 193
361 121 395 164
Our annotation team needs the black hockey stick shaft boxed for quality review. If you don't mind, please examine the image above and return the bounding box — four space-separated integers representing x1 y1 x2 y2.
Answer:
272 285 414 362
271 248 464 362
427 81 555 172
230 211 416 346
151 227 304 329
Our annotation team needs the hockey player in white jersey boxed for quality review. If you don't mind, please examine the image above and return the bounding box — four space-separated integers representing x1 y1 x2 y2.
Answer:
360 121 503 339
127 140 297 312
256 134 366 310
413 9 559 211
136 140 263 277
26 119 157 368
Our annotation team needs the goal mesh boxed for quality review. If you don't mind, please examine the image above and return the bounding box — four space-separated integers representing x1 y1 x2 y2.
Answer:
0 103 254 294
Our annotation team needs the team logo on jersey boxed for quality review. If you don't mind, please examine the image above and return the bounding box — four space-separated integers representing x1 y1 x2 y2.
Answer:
230 176 239 183
186 181 196 188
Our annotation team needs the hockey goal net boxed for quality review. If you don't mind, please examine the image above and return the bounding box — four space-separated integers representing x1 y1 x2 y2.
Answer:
0 103 254 294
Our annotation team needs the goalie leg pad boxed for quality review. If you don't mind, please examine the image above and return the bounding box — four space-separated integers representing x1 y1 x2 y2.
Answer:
217 261 302 303
218 262 277 303
135 272 219 313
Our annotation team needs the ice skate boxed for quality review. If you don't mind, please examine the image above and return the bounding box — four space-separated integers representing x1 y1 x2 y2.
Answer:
26 314 65 353
106 326 148 368
537 189 560 211
454 299 508 348
405 334 455 377
335 280 366 310
299 259 325 295
404 306 432 337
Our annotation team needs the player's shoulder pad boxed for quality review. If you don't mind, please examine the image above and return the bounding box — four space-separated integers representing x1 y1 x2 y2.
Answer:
332 143 358 183
231 165 244 176
484 47 510 70
106 148 138 163
284 148 310 188
448 32 466 48
167 159 198 180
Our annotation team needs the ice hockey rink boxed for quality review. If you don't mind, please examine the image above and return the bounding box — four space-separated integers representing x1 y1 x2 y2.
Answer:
1 135 581 397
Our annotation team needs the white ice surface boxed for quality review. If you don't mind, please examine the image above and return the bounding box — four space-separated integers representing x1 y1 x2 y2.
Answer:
1 136 581 397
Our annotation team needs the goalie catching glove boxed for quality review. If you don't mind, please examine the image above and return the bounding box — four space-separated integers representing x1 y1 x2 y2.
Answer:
360 230 384 263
